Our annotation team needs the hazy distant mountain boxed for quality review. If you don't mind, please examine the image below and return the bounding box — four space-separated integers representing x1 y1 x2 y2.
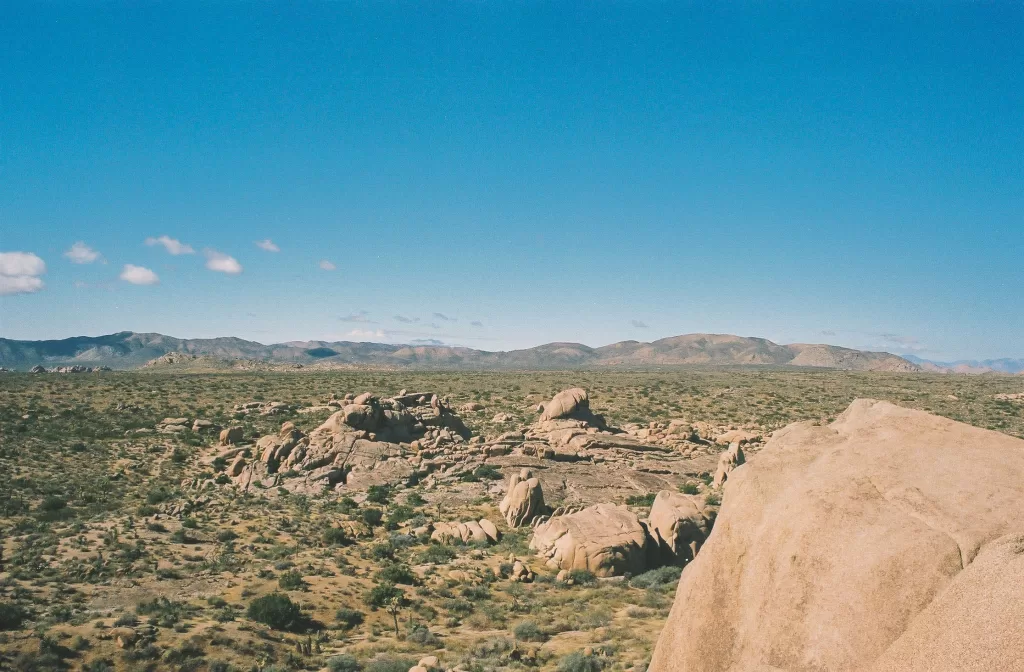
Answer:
903 355 1024 375
0 331 921 372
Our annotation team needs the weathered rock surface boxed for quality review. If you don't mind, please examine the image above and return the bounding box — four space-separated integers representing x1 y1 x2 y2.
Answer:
648 490 715 566
530 503 648 577
649 399 1024 672
498 469 545 527
712 440 744 487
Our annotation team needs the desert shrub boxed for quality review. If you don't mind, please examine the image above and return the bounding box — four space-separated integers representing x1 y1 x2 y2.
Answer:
680 482 700 495
278 570 306 591
385 505 415 529
630 565 683 589
0 601 27 630
558 651 606 672
112 613 138 627
375 564 418 586
416 544 456 565
513 620 546 642
567 569 597 586
181 517 198 529
361 508 384 527
369 541 395 561
364 656 415 672
247 593 302 631
705 492 721 506
327 654 361 672
364 582 403 610
472 464 503 480
322 527 350 546
625 493 656 506
145 522 167 533
366 485 391 504
405 492 426 506
335 607 364 630
216 529 238 543
407 623 439 645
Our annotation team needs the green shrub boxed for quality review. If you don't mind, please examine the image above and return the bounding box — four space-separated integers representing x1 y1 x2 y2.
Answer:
335 607 364 630
705 492 721 506
364 656 415 672
557 652 605 672
625 493 656 506
679 482 700 495
366 485 391 504
247 593 303 631
416 544 456 565
405 492 426 506
567 569 597 586
0 601 26 630
375 564 418 586
364 582 403 610
327 654 361 672
472 464 503 480
322 527 350 546
513 620 546 642
216 530 238 543
629 565 683 589
278 570 306 591
361 508 384 527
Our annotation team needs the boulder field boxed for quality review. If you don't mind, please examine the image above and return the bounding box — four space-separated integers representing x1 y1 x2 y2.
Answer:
649 399 1024 672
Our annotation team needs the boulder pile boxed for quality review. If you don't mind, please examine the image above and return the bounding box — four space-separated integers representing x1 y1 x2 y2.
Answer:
529 503 649 577
430 519 501 545
498 469 546 527
648 490 715 566
649 399 1024 672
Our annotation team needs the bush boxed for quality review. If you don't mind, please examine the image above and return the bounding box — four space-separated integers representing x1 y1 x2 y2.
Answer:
216 530 238 543
680 482 700 495
366 485 391 504
567 569 597 586
558 652 605 672
375 564 418 586
335 607 364 630
407 623 439 645
629 565 683 589
365 582 403 610
0 601 26 630
416 544 456 565
278 570 306 591
405 492 426 506
328 654 361 672
247 593 303 631
513 620 546 642
322 527 350 546
705 492 721 506
625 493 656 506
361 508 384 527
364 656 415 672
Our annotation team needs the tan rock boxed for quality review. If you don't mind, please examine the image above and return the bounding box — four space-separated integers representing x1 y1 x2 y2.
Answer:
539 388 588 421
649 399 1024 672
479 518 500 543
499 469 545 527
530 503 648 577
648 490 714 566
219 426 243 446
712 441 744 487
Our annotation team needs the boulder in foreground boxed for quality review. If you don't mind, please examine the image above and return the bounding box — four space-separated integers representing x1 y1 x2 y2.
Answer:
649 399 1024 672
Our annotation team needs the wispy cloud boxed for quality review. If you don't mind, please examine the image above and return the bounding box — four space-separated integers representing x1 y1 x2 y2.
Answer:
347 328 387 340
394 315 419 324
0 251 46 295
470 320 483 327
411 338 445 346
631 320 649 328
119 264 159 285
145 235 195 255
319 260 336 271
821 330 837 336
255 239 280 252
339 310 375 323
64 242 101 264
433 312 455 322
204 249 243 274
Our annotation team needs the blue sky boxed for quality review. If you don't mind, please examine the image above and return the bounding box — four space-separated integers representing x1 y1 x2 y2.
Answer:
1 2 1021 360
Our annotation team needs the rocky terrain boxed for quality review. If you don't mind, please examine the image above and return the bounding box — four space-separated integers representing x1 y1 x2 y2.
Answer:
0 332 919 372
1 368 1022 671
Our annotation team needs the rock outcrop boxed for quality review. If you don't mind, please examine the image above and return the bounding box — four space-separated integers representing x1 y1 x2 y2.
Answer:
649 399 1024 672
712 440 743 487
499 469 546 527
430 519 501 545
530 503 648 577
648 490 715 566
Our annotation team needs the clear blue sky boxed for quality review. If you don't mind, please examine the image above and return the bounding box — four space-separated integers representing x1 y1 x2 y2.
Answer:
1 2 1021 360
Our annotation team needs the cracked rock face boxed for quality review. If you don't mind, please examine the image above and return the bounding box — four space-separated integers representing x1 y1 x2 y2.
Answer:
530 502 648 577
650 399 1024 672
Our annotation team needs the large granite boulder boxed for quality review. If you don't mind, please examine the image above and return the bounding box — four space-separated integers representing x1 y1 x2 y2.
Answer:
648 490 715 566
649 399 1024 672
530 503 648 577
499 469 546 527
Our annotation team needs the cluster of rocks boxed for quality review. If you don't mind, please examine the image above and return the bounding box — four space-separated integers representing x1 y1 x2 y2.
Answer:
29 364 111 373
211 391 474 495
232 401 294 416
429 519 501 545
154 417 222 435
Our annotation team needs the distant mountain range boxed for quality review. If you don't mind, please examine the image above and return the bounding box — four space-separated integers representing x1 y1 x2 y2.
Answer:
903 355 1024 375
0 331 925 372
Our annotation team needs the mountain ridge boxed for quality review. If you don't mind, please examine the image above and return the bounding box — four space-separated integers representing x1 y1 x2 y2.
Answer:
0 331 922 372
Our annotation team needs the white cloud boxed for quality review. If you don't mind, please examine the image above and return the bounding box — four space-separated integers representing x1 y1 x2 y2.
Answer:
119 264 159 285
347 329 387 340
631 320 649 328
64 241 101 264
340 310 374 323
319 260 336 271
0 251 46 295
433 312 455 321
145 235 195 255
394 315 419 323
204 249 243 274
255 239 280 252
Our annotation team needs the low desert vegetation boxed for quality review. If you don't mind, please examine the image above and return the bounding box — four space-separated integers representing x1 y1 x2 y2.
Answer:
0 368 1020 669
